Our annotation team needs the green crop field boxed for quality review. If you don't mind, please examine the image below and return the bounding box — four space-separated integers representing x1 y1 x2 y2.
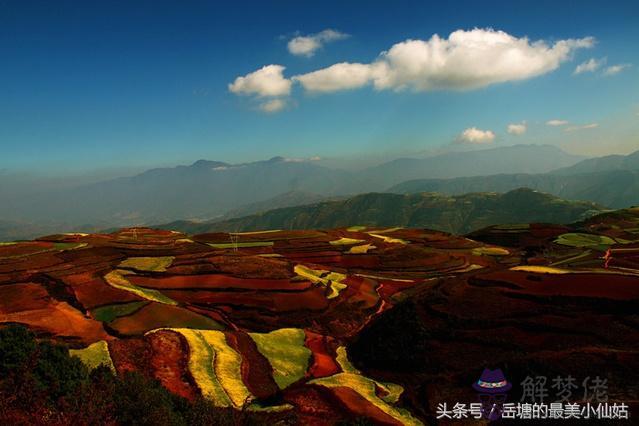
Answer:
69 340 116 372
248 328 310 389
104 270 178 305
90 301 149 322
118 256 175 272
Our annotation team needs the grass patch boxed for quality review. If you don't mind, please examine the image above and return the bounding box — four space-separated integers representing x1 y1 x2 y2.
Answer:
555 233 616 250
118 256 175 272
248 328 311 390
0 242 17 246
104 270 178 305
90 301 149 323
310 346 422 426
294 264 348 299
69 340 115 372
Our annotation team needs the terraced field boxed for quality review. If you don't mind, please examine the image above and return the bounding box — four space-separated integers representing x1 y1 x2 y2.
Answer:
1 210 639 424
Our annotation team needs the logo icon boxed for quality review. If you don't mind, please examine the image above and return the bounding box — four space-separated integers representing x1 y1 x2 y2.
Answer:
472 368 512 420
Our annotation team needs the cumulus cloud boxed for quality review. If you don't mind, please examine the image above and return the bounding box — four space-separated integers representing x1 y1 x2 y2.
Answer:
565 123 599 131
288 29 349 57
507 121 527 135
228 65 292 97
457 127 495 144
603 64 631 76
546 119 569 126
292 28 594 93
259 98 287 113
574 57 604 74
292 62 376 93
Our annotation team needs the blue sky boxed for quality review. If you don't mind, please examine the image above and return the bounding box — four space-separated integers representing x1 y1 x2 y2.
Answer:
1 0 638 174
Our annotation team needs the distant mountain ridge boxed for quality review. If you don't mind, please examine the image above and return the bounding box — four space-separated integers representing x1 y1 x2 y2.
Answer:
550 150 639 175
362 144 585 186
159 188 604 235
388 149 639 209
0 145 588 238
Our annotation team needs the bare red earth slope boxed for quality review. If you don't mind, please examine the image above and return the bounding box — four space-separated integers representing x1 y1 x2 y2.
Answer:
1 208 638 424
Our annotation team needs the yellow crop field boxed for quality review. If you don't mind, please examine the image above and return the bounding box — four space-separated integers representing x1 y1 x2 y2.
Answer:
69 340 115 372
346 226 367 232
310 347 422 426
118 256 175 272
368 227 402 234
471 247 510 256
348 243 376 254
511 265 639 277
330 237 365 246
368 233 408 244
152 328 252 408
248 328 311 389
510 265 571 274
200 330 252 407
294 264 348 299
104 270 178 305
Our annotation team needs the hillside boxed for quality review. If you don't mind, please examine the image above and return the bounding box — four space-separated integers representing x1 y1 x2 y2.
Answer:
160 188 604 235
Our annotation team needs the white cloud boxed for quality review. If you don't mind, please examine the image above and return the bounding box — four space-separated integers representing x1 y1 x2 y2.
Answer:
288 29 349 57
293 28 594 93
292 62 376 93
507 121 527 135
228 65 292 97
603 64 631 76
574 57 604 74
457 127 495 144
565 123 599 131
546 119 569 126
258 98 287 113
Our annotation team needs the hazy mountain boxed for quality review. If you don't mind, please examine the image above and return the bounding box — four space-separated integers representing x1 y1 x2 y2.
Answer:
550 149 639 175
160 188 604 235
361 144 585 187
1 145 586 233
1 158 366 228
389 169 639 209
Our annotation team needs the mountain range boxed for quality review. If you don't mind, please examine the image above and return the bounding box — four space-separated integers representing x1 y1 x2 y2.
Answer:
390 168 639 209
1 145 637 240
